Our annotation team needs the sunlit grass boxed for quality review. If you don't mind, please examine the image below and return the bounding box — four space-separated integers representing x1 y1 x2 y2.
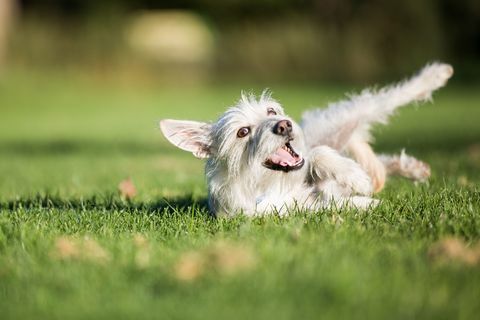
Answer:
0 71 479 319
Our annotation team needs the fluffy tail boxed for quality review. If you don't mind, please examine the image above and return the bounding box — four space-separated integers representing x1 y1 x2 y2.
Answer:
301 62 453 150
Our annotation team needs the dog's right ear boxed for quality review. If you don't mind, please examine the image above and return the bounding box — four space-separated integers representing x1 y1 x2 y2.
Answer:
159 119 212 159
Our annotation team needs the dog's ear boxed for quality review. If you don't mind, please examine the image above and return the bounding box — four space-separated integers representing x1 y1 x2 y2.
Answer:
159 119 212 158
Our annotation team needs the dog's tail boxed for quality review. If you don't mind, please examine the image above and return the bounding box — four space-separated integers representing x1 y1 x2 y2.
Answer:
301 62 453 191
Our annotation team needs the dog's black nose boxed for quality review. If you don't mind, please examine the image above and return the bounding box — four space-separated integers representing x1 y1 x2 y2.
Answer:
273 120 293 136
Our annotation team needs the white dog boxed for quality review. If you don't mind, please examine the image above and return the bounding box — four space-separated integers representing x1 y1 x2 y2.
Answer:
160 63 453 217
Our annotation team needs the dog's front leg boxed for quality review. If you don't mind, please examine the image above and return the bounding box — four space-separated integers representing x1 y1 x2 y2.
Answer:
308 146 373 197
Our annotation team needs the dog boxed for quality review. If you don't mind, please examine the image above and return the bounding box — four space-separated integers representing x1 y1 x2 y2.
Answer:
160 62 453 217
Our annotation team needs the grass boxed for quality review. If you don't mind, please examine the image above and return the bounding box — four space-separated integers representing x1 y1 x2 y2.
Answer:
0 71 479 319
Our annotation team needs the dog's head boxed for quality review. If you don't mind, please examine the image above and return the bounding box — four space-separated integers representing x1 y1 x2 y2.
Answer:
160 91 307 179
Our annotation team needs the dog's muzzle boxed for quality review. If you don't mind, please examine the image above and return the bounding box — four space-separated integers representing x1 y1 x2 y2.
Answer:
263 119 304 172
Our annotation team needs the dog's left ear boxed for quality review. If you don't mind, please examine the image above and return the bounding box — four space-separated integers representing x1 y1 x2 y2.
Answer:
159 119 212 158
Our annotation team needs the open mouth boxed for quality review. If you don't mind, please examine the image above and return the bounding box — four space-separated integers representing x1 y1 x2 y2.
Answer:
263 141 305 172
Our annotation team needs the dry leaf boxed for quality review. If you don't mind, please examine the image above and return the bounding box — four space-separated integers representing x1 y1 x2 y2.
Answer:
133 234 150 268
175 252 205 281
428 237 480 266
52 236 79 259
118 178 136 199
135 249 151 269
133 234 148 248
210 241 256 275
174 241 256 282
51 236 111 264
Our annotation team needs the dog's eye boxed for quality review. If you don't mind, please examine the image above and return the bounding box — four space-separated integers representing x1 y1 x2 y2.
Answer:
237 127 250 138
267 108 277 116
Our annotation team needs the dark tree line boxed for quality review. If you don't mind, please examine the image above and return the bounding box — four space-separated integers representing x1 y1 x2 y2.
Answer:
10 0 480 81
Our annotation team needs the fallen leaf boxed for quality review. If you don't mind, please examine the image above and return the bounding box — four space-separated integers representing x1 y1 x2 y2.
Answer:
135 249 151 269
175 252 205 281
118 178 136 199
428 237 480 266
133 234 150 268
52 236 79 259
210 241 256 275
51 236 111 264
174 241 256 282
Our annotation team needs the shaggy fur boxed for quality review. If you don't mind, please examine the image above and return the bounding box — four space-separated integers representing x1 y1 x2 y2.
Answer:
160 62 453 217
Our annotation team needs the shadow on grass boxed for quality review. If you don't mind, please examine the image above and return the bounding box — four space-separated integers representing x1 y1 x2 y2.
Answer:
0 139 176 156
0 194 211 217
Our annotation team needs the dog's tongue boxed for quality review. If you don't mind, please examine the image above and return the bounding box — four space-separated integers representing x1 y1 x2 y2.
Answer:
270 147 296 166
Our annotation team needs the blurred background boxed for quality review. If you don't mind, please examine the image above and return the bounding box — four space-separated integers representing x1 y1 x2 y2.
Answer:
1 0 479 84
0 0 479 200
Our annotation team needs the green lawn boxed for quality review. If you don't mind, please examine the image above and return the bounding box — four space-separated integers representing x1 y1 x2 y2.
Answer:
1 72 479 319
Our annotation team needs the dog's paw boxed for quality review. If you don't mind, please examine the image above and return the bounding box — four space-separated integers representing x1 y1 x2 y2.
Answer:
399 151 431 182
350 196 380 210
325 196 379 210
417 63 454 98
335 160 373 196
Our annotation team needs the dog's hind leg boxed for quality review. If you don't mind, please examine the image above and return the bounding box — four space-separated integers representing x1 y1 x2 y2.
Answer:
346 137 386 192
377 150 431 182
347 140 430 191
